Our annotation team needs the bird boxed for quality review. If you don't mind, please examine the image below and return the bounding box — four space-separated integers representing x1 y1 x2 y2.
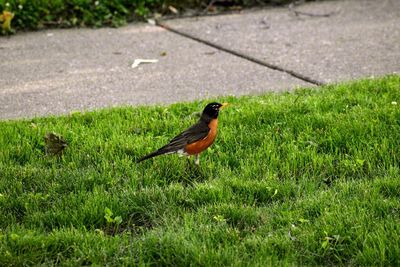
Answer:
137 102 228 165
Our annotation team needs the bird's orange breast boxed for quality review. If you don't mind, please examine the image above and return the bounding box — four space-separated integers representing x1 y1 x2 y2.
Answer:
185 119 218 155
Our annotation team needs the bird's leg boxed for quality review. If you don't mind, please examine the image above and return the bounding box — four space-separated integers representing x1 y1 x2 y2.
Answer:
194 154 200 165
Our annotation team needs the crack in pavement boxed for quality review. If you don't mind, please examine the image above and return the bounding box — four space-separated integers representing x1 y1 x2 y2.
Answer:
157 20 325 86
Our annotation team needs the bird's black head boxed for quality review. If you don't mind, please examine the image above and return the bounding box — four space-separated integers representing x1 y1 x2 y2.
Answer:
201 102 228 121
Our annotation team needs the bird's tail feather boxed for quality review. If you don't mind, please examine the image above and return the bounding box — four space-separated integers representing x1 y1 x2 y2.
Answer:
137 150 164 163
137 146 178 163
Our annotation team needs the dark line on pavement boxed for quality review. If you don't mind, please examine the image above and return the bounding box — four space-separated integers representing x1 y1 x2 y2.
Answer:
157 21 325 86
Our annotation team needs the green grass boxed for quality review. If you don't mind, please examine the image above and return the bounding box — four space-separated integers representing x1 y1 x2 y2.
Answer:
0 75 399 265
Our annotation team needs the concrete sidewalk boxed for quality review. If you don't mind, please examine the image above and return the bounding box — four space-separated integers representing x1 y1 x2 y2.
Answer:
0 0 399 120
165 0 399 84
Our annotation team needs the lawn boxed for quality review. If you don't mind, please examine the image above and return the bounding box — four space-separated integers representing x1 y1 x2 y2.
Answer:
0 75 399 266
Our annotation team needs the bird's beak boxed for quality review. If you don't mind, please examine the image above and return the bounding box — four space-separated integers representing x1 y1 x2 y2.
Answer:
220 103 229 109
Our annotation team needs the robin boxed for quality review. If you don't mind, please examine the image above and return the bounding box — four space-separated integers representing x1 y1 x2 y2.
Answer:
137 102 228 165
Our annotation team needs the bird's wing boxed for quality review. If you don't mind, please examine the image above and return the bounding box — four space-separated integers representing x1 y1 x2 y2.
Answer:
137 120 210 162
161 120 210 152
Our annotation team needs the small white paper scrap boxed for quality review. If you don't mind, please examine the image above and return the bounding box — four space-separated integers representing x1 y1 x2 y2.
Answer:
131 59 158 69
147 19 156 25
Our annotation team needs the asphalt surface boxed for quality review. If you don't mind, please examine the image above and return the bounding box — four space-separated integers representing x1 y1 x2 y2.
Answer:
0 0 399 120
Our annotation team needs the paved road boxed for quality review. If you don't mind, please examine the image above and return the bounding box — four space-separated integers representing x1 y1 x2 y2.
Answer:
0 0 399 120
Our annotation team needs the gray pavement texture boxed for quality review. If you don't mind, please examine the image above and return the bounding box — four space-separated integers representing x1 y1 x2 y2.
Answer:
166 0 400 84
1 0 399 120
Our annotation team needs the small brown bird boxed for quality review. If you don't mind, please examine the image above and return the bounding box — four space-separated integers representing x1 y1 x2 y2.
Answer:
44 132 67 156
137 102 228 165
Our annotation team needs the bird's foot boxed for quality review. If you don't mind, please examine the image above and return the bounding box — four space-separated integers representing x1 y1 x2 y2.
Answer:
194 154 200 166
